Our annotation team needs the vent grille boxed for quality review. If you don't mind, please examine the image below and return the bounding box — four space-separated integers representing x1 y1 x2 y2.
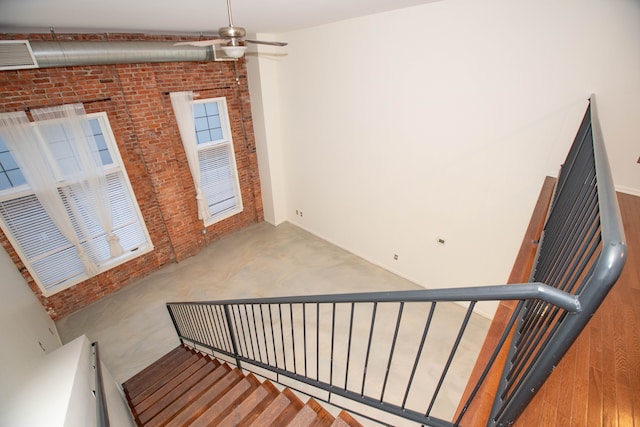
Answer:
0 40 39 70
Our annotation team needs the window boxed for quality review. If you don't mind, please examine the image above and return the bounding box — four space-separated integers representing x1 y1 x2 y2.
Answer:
0 112 153 296
171 92 243 226
193 98 243 223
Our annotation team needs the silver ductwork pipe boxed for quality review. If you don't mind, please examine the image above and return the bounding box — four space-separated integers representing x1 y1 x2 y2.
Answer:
30 41 215 67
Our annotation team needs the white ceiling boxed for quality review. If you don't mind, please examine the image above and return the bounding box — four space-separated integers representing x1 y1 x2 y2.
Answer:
0 0 439 36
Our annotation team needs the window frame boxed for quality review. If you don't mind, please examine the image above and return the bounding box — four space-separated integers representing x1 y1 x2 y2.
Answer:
0 112 153 296
191 97 243 226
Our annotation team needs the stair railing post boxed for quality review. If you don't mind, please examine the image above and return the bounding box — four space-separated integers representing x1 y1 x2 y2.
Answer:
166 304 184 346
223 304 242 370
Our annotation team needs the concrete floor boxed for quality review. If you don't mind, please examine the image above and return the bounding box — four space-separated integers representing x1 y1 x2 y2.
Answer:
56 221 490 424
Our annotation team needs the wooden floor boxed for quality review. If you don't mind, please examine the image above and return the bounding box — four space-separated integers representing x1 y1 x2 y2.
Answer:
458 186 640 426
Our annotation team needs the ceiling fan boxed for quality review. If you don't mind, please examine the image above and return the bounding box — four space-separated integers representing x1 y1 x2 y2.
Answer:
175 0 288 58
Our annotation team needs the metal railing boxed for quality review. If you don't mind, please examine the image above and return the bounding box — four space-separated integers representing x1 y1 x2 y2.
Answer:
483 95 627 426
91 341 110 427
166 95 626 426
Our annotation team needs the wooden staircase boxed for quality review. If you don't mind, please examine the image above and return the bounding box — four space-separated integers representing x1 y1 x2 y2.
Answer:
123 345 363 426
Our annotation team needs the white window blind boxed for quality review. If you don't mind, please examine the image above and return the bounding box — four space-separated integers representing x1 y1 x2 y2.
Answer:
199 142 239 217
0 112 152 296
172 94 243 225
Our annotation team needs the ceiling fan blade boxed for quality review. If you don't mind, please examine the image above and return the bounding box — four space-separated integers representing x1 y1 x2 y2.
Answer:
245 39 288 47
174 39 227 47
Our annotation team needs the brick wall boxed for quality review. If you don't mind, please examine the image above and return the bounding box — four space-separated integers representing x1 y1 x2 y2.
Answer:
0 33 264 319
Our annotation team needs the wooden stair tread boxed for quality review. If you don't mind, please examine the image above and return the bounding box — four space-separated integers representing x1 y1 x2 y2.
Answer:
125 350 363 427
287 404 321 426
144 362 232 427
123 346 192 398
249 388 304 426
246 391 291 426
330 417 351 427
217 379 280 426
163 368 244 427
135 355 210 414
305 399 337 427
131 352 202 406
136 358 220 424
332 411 361 427
189 373 262 427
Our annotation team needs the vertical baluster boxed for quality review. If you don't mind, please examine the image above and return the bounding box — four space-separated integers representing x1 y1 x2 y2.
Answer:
197 304 213 346
425 301 476 417
243 305 256 359
455 300 524 426
316 302 320 382
259 304 271 366
361 302 378 396
268 304 278 367
223 304 242 369
344 302 355 390
179 305 191 341
180 305 193 342
402 302 436 409
166 305 183 345
214 305 231 353
330 303 336 386
290 304 297 373
381 302 404 402
250 304 262 363
206 305 221 350
235 305 250 358
278 304 287 370
192 305 202 345
188 305 199 344
278 304 288 371
302 303 307 378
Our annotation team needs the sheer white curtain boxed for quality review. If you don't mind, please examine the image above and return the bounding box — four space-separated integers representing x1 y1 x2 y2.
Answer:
0 111 99 275
170 91 210 220
31 103 124 258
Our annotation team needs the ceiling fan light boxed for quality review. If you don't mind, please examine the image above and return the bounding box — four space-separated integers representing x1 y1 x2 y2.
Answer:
221 45 247 58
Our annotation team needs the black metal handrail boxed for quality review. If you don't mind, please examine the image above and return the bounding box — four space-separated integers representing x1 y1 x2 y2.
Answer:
91 341 110 427
484 95 627 426
168 287 571 426
166 95 625 426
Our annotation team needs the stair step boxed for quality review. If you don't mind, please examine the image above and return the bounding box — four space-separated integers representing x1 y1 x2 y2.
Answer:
131 351 202 406
163 367 244 427
305 399 338 426
124 349 363 427
123 346 192 398
144 362 232 427
249 388 304 426
135 355 210 415
189 373 262 427
287 404 322 426
217 380 280 426
332 411 362 427
136 358 220 424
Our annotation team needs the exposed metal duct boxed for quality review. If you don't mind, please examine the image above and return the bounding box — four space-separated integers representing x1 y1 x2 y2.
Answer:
28 40 216 68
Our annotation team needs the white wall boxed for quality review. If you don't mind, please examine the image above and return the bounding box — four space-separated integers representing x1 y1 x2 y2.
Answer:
247 42 289 225
0 335 135 427
0 244 61 402
250 0 640 317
